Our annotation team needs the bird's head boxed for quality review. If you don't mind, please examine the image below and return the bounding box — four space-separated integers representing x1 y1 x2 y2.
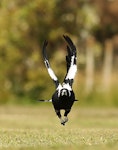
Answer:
60 88 71 97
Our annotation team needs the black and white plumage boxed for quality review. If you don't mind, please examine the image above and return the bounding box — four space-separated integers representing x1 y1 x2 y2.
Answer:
41 35 77 125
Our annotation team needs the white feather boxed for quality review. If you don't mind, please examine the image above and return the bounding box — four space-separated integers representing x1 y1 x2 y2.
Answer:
57 84 62 97
66 64 77 80
62 83 72 91
65 56 77 80
57 83 72 97
48 68 58 81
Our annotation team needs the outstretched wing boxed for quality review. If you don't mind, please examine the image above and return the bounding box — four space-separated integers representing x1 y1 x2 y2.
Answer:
42 40 59 88
63 35 77 86
37 99 52 102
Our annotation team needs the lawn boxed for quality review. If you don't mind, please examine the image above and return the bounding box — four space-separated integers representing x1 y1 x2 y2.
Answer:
0 104 118 150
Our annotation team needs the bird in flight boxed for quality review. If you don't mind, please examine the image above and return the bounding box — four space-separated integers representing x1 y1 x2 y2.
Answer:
40 35 77 125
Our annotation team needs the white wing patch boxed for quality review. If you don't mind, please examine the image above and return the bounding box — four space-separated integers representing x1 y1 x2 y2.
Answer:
48 68 58 81
65 56 77 80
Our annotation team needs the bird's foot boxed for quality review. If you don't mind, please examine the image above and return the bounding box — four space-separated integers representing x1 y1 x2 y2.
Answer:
64 116 68 123
60 118 65 126
60 117 68 126
61 122 65 126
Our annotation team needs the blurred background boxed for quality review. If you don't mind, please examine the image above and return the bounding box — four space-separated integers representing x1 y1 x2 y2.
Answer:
0 0 118 107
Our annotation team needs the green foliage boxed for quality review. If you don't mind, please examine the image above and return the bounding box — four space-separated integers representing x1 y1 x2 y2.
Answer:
0 0 56 102
0 0 117 106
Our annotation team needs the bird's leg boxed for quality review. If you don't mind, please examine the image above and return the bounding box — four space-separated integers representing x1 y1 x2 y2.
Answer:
64 116 68 123
63 109 70 124
55 110 65 125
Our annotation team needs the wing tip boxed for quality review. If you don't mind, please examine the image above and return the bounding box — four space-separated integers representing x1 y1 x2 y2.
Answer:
37 99 52 102
44 40 48 46
63 34 69 41
42 40 48 59
63 35 76 55
74 99 79 101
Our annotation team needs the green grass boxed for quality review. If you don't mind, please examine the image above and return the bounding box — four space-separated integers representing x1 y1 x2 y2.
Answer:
0 104 118 150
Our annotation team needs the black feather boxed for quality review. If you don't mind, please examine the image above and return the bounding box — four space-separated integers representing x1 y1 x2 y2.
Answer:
42 40 48 60
63 35 76 55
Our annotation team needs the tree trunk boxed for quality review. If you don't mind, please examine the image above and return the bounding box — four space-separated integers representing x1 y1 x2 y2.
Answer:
102 39 113 91
85 36 95 93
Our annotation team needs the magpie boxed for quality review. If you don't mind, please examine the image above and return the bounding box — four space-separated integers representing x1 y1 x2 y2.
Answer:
40 35 77 125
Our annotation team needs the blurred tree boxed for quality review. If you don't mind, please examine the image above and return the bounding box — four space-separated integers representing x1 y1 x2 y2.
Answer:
0 0 57 102
0 0 117 105
91 0 118 91
102 39 113 91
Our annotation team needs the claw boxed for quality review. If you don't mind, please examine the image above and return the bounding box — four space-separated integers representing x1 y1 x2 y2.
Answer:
60 118 65 126
61 122 65 126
